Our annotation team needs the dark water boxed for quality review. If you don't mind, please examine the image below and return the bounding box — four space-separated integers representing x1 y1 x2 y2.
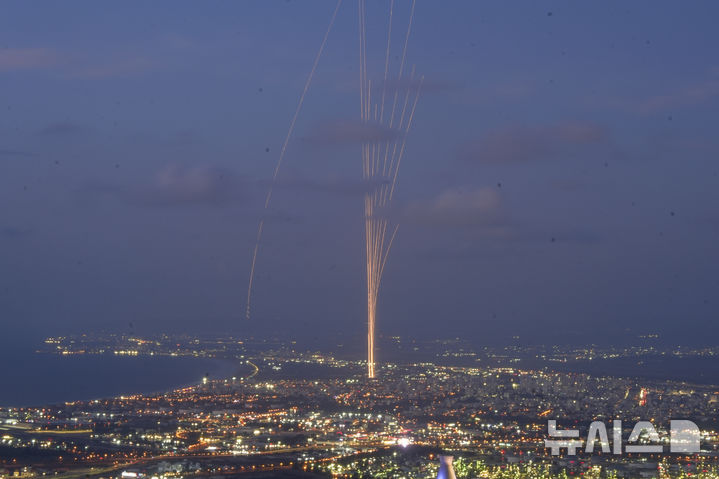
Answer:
0 350 241 407
529 356 719 385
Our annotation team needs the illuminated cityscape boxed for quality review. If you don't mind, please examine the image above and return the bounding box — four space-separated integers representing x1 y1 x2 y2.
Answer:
2 1 718 478
0 334 718 478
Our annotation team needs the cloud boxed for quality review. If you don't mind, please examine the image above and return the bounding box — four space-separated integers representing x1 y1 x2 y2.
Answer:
0 48 59 72
381 76 457 93
405 187 600 247
70 56 154 79
460 121 606 163
405 187 508 231
272 176 388 196
145 165 239 205
78 164 244 207
0 41 163 79
638 72 719 113
0 148 31 157
302 119 400 147
1 227 32 239
549 177 589 192
37 122 87 136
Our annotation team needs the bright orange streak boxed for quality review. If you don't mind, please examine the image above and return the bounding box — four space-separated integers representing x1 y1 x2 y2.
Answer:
362 0 421 379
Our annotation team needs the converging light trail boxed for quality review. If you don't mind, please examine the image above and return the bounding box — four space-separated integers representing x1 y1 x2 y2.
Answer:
359 0 421 378
245 1 422 381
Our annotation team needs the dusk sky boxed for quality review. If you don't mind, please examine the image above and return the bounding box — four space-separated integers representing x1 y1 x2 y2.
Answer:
2 1 719 346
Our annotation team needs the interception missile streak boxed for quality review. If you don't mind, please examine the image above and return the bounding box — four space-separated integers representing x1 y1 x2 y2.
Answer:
245 0 343 321
245 0 422 382
359 0 421 378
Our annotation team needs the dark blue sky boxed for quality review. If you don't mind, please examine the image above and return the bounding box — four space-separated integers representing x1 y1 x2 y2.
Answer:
1 1 718 346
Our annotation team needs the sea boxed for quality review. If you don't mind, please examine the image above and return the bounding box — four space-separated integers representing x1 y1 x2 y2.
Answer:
3 335 719 408
0 345 241 408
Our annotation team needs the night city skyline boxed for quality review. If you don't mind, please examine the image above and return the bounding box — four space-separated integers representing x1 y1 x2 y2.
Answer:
2 2 719 478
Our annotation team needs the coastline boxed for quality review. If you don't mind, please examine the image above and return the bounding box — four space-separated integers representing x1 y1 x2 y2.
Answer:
0 352 240 408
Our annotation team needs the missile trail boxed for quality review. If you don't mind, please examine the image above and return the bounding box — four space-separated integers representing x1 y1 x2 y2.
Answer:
360 0 421 378
389 75 422 201
245 0 420 381
379 0 394 124
246 0 343 320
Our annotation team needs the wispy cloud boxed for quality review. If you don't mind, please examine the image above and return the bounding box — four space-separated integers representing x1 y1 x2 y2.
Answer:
405 187 508 231
302 119 400 147
0 34 194 79
404 186 600 249
37 122 88 137
0 148 31 157
78 164 244 207
147 164 238 205
381 76 457 93
638 72 719 113
0 48 60 72
69 56 154 79
1 227 32 239
272 176 388 196
460 121 606 163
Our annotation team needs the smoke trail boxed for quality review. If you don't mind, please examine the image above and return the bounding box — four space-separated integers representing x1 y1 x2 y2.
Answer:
246 0 343 320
